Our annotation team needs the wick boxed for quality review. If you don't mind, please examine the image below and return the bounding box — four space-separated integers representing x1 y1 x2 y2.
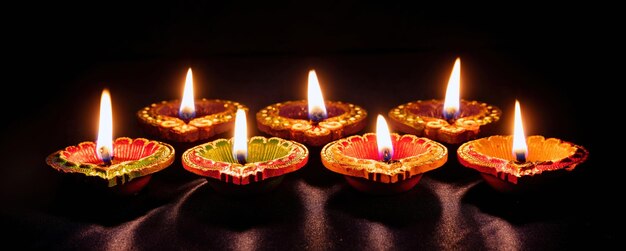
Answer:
309 109 327 124
382 149 392 163
443 108 458 122
309 113 326 124
179 109 196 123
443 113 456 122
515 152 526 163
235 152 247 165
99 147 113 166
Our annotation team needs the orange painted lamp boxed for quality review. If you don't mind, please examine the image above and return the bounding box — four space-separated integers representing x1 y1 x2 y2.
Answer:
457 100 589 193
321 114 448 194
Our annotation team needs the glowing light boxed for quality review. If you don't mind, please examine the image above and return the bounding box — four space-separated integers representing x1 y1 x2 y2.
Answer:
512 100 528 162
443 57 461 120
233 109 248 164
96 89 113 164
376 115 394 162
179 68 196 120
307 69 327 123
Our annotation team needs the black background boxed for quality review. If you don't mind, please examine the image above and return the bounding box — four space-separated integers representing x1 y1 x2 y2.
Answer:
1 2 617 250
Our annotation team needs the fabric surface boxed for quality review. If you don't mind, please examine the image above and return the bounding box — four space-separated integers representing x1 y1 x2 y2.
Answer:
1 155 610 250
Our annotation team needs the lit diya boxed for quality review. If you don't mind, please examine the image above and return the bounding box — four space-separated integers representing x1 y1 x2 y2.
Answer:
321 114 448 194
256 69 367 147
46 89 175 195
457 100 589 193
137 68 248 143
182 109 309 195
388 58 501 144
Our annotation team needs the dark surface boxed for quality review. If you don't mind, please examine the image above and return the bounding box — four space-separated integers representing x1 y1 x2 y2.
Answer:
1 2 616 250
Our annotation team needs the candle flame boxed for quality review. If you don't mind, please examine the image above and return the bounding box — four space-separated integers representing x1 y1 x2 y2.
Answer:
512 100 528 162
179 67 196 120
96 89 113 164
443 57 461 120
376 114 394 162
307 69 327 122
233 109 248 164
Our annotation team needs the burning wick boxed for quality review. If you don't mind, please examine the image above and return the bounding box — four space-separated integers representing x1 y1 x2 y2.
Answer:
99 146 113 166
179 107 196 122
443 107 458 121
381 148 392 163
309 110 326 124
235 152 247 165
514 151 526 163
179 68 196 122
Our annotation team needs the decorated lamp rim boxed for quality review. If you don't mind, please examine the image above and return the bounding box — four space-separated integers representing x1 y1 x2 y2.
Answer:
457 135 589 179
45 137 175 186
256 99 368 146
389 99 501 125
256 99 367 125
181 136 309 184
388 99 501 144
321 132 448 183
137 98 248 126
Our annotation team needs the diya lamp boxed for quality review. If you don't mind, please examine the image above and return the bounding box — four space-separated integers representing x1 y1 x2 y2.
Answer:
182 109 309 195
321 114 448 195
457 100 589 193
137 68 248 143
256 69 368 147
46 89 175 195
388 58 502 145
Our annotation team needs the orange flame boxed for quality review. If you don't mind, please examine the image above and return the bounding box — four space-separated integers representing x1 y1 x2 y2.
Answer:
179 68 195 120
443 57 461 120
232 109 248 164
512 100 528 162
376 115 394 162
307 69 327 122
96 89 113 163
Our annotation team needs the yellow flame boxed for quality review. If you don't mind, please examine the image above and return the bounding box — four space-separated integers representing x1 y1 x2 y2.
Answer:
443 57 461 119
233 109 248 161
179 68 195 117
96 89 113 161
307 69 327 120
376 114 394 161
512 100 528 161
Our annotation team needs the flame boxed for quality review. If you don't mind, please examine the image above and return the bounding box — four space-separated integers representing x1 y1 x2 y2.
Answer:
232 109 248 164
512 100 528 162
96 89 113 163
443 57 461 120
179 68 196 120
307 69 327 122
376 114 394 162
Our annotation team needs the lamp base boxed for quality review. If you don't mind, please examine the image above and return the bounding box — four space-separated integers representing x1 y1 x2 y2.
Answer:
58 173 154 197
343 174 423 195
480 171 572 195
111 175 153 195
205 176 285 196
